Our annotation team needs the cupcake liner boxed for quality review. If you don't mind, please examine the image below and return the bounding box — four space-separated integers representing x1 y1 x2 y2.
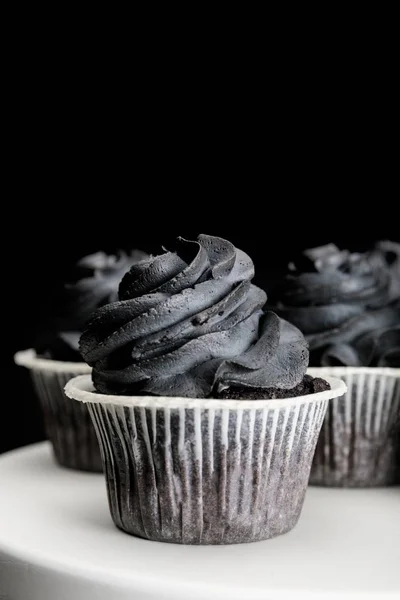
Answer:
15 349 102 472
308 367 400 487
65 374 346 545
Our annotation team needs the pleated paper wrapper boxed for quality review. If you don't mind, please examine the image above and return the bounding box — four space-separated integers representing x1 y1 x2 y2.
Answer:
66 374 346 544
15 349 102 472
309 367 400 487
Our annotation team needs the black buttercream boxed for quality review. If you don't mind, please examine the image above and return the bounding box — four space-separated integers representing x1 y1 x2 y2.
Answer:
269 243 400 367
80 235 309 397
36 250 148 361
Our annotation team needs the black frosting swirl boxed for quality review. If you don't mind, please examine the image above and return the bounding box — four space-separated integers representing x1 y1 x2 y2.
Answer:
36 250 148 361
375 240 400 304
80 235 309 397
269 243 400 367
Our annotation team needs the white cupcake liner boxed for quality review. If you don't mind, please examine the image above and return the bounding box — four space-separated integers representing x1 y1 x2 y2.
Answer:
308 367 400 487
65 374 346 545
14 349 102 473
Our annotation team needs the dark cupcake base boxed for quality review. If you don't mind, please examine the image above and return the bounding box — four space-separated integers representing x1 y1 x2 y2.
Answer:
88 396 328 544
31 370 103 472
215 375 330 400
310 370 400 487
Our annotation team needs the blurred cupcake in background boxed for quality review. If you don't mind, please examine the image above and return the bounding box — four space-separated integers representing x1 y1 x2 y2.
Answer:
375 240 400 304
269 242 400 487
15 249 148 472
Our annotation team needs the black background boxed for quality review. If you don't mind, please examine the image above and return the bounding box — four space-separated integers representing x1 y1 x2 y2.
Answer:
2 66 397 454
1 203 398 455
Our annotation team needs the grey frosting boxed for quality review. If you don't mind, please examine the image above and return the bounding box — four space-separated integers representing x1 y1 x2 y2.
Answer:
80 235 309 397
375 240 400 303
37 250 148 361
269 242 400 367
64 250 149 329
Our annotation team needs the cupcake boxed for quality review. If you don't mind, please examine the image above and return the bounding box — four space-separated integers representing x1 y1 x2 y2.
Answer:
269 242 400 487
15 249 148 472
65 235 346 544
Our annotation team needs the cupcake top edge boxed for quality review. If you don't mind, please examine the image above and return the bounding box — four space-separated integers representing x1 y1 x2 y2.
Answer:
65 373 348 410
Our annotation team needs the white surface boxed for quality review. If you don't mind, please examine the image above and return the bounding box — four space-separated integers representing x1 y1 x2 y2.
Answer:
65 373 347 409
0 443 399 600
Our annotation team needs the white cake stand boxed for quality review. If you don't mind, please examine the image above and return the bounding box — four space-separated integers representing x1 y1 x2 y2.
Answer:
0 443 399 600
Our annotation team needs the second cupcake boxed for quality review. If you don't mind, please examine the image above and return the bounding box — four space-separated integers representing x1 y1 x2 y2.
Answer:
269 242 400 487
15 249 148 472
